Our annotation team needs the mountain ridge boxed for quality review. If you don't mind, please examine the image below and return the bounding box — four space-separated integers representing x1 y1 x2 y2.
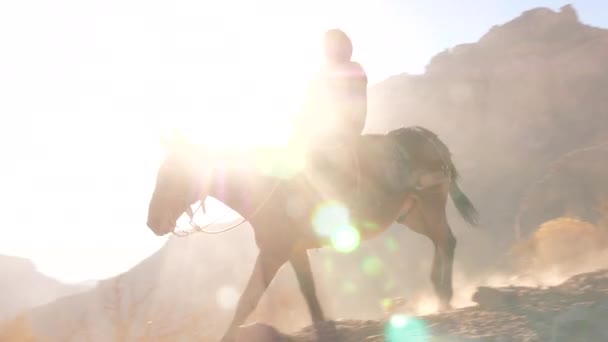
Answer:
0 254 90 321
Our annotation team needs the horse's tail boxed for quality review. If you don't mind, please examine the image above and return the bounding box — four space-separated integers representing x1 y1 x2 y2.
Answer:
393 126 479 226
426 128 479 227
449 178 479 227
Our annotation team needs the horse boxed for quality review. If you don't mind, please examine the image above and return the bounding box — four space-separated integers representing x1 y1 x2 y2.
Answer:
146 126 478 342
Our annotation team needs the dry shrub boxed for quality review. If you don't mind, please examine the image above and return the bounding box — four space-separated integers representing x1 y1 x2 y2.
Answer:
0 316 38 342
512 216 608 274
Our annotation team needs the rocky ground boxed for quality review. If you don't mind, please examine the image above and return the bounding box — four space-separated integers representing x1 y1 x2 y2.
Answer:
238 268 608 342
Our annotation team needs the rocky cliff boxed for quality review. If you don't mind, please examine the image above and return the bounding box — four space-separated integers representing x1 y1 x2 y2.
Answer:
368 4 608 249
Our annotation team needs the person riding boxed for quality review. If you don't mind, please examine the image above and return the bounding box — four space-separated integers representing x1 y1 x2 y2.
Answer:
293 29 368 147
290 29 369 192
292 30 413 195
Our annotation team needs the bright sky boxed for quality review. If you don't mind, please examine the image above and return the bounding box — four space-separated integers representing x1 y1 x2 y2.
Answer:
0 0 606 283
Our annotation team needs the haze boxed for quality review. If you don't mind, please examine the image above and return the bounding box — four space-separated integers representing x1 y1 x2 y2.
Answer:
0 0 606 283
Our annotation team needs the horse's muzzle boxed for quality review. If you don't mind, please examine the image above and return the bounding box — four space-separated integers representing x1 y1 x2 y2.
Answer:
146 216 173 236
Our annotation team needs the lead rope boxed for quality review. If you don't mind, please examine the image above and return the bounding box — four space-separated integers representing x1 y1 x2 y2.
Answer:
172 177 282 237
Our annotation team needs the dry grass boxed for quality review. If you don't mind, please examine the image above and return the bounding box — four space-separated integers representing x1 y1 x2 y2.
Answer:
0 316 38 342
511 215 608 275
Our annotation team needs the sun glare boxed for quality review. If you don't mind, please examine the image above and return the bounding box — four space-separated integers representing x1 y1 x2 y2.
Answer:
164 34 319 151
151 0 390 152
1 0 394 282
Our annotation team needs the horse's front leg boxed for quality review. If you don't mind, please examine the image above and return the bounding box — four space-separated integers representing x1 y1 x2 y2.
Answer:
290 248 325 322
290 248 341 342
220 251 287 342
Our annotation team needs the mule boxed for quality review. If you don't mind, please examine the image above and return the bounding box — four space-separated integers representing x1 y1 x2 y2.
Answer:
146 126 478 341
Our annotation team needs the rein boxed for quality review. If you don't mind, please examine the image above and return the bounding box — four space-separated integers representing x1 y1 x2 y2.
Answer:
172 177 282 237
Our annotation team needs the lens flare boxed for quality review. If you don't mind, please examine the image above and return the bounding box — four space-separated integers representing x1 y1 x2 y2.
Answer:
384 314 430 342
312 201 361 253
384 277 396 291
216 285 240 311
381 298 393 311
342 281 357 294
312 201 350 237
330 224 361 253
362 221 379 231
386 237 399 253
362 256 384 277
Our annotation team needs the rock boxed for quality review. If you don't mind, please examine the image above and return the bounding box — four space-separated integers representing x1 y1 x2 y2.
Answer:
550 301 608 342
236 323 288 342
472 287 518 309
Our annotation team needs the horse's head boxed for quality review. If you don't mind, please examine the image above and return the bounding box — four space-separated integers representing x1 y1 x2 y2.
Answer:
146 136 211 236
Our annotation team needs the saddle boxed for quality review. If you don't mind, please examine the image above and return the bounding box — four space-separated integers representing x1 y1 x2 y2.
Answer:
304 134 416 198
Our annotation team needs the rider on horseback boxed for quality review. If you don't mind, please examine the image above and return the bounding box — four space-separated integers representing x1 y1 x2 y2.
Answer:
293 28 368 147
292 29 416 196
293 29 368 188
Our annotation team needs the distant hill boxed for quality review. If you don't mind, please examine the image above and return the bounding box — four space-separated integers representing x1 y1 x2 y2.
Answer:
0 255 89 320
9 222 299 341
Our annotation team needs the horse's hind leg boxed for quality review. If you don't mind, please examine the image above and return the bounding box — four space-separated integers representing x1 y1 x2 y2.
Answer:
290 248 325 322
221 251 287 342
400 185 456 311
434 225 456 311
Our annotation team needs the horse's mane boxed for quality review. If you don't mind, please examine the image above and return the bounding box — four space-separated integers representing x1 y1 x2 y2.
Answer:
387 126 458 180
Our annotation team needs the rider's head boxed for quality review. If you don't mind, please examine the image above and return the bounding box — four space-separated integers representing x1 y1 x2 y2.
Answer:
323 29 353 64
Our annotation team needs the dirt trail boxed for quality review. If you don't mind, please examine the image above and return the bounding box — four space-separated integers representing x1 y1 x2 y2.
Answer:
240 269 608 342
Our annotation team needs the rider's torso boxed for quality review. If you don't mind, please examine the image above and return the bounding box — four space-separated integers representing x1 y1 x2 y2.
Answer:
308 62 367 141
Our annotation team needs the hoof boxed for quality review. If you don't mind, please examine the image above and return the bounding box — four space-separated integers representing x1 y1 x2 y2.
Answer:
313 320 340 342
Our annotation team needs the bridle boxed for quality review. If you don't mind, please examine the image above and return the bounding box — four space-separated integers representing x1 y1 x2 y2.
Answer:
172 202 243 236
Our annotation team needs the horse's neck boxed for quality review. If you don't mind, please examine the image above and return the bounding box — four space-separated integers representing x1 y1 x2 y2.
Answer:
206 161 275 219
